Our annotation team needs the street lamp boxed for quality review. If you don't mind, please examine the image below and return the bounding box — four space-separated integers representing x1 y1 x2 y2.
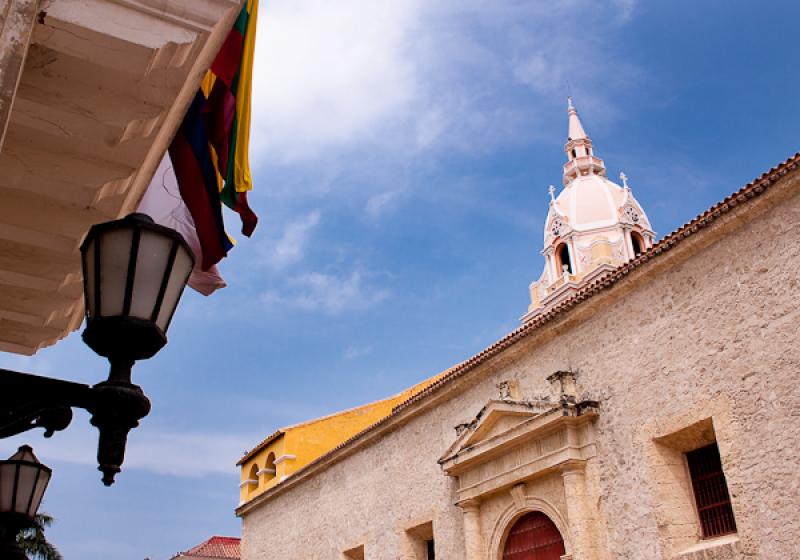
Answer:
0 213 194 485
0 446 51 560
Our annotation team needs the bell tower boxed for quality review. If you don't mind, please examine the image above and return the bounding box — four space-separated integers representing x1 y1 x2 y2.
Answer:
522 98 656 323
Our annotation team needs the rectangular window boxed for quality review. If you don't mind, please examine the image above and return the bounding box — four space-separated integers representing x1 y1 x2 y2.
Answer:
687 443 737 538
405 521 434 560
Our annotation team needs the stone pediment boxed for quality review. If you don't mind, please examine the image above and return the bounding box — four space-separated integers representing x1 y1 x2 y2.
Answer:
440 399 557 465
440 391 600 503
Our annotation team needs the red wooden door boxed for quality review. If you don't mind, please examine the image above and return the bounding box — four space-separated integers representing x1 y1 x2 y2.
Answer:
502 511 566 560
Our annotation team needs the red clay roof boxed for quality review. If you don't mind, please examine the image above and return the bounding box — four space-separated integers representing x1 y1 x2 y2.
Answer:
237 151 800 515
181 536 240 559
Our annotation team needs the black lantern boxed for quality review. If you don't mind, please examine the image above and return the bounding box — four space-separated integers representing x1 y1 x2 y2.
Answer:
81 212 194 363
79 213 194 485
0 446 51 560
0 213 195 486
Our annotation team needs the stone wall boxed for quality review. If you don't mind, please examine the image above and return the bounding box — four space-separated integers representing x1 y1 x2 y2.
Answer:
241 171 800 559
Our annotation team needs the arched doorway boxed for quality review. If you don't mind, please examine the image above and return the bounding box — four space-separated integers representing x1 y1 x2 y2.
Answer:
502 511 565 560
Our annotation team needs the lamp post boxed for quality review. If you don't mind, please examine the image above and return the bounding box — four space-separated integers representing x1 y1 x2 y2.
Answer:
0 213 194 485
0 445 51 560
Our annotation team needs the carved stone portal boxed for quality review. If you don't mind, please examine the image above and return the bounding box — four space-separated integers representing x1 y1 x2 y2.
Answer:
440 372 600 560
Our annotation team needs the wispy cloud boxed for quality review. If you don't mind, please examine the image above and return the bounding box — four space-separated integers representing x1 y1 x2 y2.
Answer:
251 0 422 162
344 345 372 360
260 209 321 269
365 191 402 221
0 422 255 477
261 268 390 314
250 0 641 169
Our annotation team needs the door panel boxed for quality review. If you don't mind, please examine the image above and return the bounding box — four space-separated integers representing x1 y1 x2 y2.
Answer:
502 511 566 560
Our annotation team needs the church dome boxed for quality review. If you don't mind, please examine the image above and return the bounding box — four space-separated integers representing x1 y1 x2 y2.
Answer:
524 98 657 324
549 174 626 236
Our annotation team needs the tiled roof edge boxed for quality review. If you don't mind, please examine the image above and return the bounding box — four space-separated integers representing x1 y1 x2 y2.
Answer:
236 429 283 466
390 151 800 415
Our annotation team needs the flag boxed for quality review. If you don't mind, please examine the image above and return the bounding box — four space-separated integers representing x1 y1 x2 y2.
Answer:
139 155 227 296
168 0 259 271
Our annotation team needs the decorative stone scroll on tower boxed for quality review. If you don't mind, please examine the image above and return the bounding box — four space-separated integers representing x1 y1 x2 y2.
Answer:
522 98 656 323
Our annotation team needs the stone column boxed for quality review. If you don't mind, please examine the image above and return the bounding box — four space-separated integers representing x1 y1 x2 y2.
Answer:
459 498 484 560
0 0 40 152
568 235 580 274
561 463 595 560
623 228 635 262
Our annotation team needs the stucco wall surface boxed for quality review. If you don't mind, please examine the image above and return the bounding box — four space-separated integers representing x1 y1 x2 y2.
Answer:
241 172 800 560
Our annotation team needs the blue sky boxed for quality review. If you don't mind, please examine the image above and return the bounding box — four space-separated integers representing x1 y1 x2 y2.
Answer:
1 1 799 558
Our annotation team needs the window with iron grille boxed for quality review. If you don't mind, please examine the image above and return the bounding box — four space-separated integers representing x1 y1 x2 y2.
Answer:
686 443 737 538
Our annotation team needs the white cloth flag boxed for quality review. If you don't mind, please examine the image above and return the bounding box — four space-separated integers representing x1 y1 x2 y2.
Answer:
138 154 227 296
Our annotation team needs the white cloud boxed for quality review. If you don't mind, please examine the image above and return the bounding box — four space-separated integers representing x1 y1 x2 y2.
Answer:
261 269 390 314
344 345 372 360
261 209 321 269
365 191 401 221
249 0 641 166
251 0 422 161
0 421 254 477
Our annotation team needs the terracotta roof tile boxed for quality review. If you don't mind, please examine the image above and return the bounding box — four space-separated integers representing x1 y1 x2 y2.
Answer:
180 536 240 559
237 151 800 515
237 429 283 466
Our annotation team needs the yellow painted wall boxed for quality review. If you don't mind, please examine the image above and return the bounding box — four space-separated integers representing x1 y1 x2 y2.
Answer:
238 372 448 505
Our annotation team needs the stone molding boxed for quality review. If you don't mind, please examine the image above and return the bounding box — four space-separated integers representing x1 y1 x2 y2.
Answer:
273 454 296 465
440 398 599 504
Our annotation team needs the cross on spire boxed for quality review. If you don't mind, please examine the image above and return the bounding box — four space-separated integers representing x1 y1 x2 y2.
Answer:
548 185 556 202
619 172 629 189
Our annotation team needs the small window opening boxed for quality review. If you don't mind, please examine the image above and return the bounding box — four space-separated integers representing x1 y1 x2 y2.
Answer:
571 149 577 159
260 452 277 482
245 464 259 495
426 539 435 560
687 443 737 539
631 232 644 257
406 521 433 560
556 243 573 275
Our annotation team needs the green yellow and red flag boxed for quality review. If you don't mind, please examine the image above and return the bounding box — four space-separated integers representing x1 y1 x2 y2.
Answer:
169 0 259 271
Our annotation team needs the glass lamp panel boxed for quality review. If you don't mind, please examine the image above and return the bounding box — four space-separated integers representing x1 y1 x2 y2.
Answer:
155 246 193 331
83 238 97 318
98 228 133 317
14 463 37 515
129 230 172 321
0 463 15 512
27 469 50 517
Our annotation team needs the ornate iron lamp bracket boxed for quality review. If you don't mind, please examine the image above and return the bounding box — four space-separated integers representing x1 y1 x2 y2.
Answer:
0 366 151 485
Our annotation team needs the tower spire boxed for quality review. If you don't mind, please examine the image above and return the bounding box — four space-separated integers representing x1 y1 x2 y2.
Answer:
562 97 606 185
567 96 587 141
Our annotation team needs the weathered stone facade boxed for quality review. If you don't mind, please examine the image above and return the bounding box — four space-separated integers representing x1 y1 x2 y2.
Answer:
238 156 800 559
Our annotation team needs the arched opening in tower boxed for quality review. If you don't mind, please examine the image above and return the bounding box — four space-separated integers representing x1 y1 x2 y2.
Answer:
556 243 573 275
631 231 644 257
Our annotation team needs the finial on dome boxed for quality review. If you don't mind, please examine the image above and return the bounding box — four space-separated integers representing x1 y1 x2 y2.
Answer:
620 171 629 189
548 184 556 202
567 96 575 111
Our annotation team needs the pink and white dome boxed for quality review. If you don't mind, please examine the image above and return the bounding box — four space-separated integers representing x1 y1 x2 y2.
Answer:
523 98 656 324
